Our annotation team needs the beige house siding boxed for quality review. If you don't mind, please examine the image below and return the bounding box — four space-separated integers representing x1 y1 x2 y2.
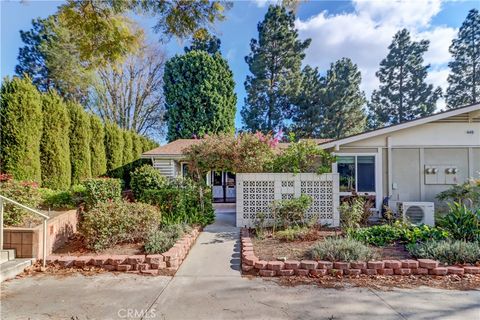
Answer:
331 111 480 212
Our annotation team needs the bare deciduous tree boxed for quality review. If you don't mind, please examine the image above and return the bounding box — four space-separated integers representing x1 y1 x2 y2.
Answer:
91 44 166 138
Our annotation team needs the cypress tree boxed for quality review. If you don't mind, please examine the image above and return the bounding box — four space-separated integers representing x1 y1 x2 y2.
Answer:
368 29 441 128
164 50 237 141
0 76 43 182
123 130 134 165
89 114 107 177
40 91 71 189
68 102 91 184
446 9 480 108
242 5 311 132
104 121 124 173
132 133 143 159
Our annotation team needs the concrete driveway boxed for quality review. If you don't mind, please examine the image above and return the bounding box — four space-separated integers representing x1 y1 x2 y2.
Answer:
2 209 479 319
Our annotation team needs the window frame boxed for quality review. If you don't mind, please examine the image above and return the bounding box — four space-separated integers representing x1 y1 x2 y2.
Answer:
335 153 378 197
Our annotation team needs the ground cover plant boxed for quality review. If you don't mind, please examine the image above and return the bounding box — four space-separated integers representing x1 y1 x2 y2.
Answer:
144 224 192 254
310 237 378 262
407 240 480 265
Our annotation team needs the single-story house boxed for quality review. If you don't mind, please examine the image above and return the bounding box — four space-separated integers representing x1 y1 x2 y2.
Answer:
142 103 480 216
321 103 480 216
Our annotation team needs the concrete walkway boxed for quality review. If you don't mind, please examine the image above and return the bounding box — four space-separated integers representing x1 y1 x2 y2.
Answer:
1 206 480 319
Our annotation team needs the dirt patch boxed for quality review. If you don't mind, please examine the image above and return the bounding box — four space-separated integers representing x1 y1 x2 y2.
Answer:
53 233 144 256
269 273 480 291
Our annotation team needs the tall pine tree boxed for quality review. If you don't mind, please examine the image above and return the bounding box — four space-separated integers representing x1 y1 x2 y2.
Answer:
242 5 310 132
184 32 221 55
320 58 366 139
368 29 441 128
291 66 325 138
446 9 480 108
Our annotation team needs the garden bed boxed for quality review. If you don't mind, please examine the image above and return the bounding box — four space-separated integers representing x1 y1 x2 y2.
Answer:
44 227 201 276
253 236 411 262
242 229 480 281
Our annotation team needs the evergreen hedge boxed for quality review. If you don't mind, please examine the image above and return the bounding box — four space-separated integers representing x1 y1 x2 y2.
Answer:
40 91 71 190
1 77 155 190
68 102 92 185
89 114 107 177
104 121 124 177
0 77 43 182
123 130 134 165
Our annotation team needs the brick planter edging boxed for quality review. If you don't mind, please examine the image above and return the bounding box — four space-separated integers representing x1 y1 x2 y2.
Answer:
44 227 201 275
240 228 480 277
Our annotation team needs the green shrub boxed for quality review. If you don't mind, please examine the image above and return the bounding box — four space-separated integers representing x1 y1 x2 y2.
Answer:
275 226 310 241
83 178 122 207
0 76 43 183
439 203 480 242
339 196 374 229
89 114 107 177
40 91 71 189
310 237 378 262
130 165 166 199
140 178 214 226
132 133 144 159
271 194 312 229
402 224 450 243
407 240 480 265
81 201 161 251
347 224 402 246
0 178 43 226
348 222 450 246
68 102 92 185
40 189 75 210
144 224 192 254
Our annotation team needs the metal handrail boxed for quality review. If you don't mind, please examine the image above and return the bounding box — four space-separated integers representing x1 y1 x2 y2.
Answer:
0 194 49 267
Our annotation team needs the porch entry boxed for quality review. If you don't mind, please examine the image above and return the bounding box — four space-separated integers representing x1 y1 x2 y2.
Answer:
211 171 236 203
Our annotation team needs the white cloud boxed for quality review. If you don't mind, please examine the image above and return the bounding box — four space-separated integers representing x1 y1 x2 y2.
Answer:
252 0 277 8
296 0 457 110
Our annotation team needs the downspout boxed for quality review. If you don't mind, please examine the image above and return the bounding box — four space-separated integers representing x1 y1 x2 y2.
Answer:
387 136 393 197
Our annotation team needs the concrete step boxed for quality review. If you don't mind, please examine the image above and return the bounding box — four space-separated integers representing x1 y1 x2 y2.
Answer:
0 258 34 282
0 249 16 264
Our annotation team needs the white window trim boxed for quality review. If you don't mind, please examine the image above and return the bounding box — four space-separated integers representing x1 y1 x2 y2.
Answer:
333 152 382 212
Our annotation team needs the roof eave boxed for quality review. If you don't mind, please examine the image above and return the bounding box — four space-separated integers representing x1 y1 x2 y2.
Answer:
319 103 480 149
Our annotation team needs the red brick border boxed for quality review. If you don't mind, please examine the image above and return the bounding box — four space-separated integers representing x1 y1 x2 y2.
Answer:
44 227 201 275
240 228 480 277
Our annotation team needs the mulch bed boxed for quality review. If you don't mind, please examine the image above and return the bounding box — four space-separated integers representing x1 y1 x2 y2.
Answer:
253 232 412 262
53 233 144 256
267 273 480 291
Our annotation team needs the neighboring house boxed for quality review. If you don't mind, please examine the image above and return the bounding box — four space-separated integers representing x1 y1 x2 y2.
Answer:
141 138 328 203
142 103 480 212
320 103 480 213
141 139 237 203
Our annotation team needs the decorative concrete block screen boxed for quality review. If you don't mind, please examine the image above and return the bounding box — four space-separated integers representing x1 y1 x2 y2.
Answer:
236 173 339 228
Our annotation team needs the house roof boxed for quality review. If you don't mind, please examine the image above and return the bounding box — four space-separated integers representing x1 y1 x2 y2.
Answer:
142 139 203 157
142 137 333 158
319 102 480 149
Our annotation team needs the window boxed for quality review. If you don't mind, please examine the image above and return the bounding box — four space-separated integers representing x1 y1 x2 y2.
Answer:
338 155 376 194
212 171 222 186
181 163 191 178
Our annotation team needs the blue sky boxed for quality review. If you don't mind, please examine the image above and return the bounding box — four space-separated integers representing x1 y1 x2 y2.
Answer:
1 0 479 130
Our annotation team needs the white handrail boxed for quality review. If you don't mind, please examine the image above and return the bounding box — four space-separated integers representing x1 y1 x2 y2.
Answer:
0 194 49 267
